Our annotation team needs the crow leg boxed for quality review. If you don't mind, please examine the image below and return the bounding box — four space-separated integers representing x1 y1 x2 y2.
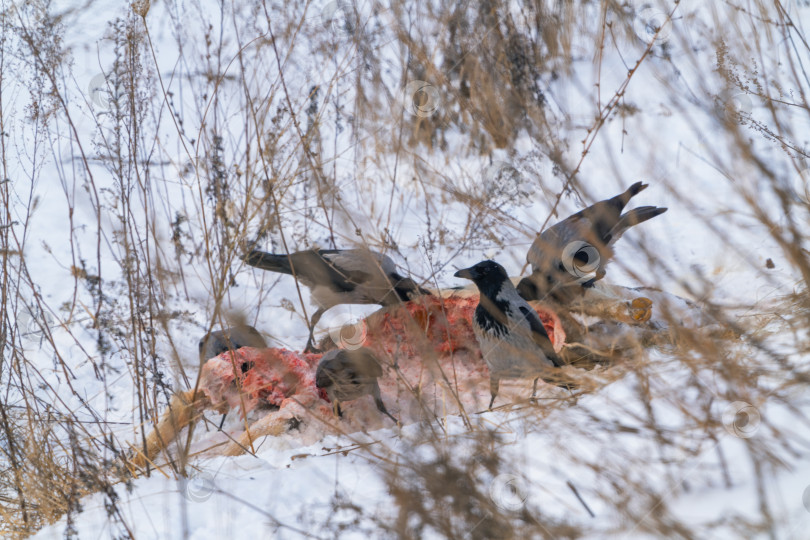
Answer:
332 400 343 418
218 413 227 430
489 376 500 410
304 308 325 353
531 377 539 400
372 383 398 424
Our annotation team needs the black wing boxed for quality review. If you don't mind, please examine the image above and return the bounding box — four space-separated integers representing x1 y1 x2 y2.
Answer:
605 206 667 245
518 305 562 367
560 181 649 247
314 250 376 293
245 249 372 294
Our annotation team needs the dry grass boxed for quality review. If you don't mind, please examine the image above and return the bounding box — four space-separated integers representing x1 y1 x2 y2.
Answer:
0 0 808 537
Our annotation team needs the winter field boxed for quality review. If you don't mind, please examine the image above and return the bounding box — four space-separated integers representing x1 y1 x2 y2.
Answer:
1 0 810 538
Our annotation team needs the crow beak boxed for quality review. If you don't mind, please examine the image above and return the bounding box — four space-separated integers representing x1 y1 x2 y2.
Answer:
454 267 476 280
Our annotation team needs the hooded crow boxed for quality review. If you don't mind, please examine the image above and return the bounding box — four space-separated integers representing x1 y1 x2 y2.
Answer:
199 325 267 365
244 248 431 352
455 260 568 409
199 325 268 429
315 347 397 423
517 182 666 303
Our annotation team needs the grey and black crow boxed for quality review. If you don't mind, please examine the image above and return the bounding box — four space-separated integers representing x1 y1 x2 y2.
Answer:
315 347 397 423
199 325 267 365
199 325 268 429
244 248 431 352
455 260 568 410
517 182 667 304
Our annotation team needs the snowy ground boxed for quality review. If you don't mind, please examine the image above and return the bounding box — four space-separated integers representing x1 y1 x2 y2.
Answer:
6 0 810 538
30 392 810 539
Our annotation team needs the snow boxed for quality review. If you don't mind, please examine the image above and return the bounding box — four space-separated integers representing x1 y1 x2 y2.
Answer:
3 0 808 537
